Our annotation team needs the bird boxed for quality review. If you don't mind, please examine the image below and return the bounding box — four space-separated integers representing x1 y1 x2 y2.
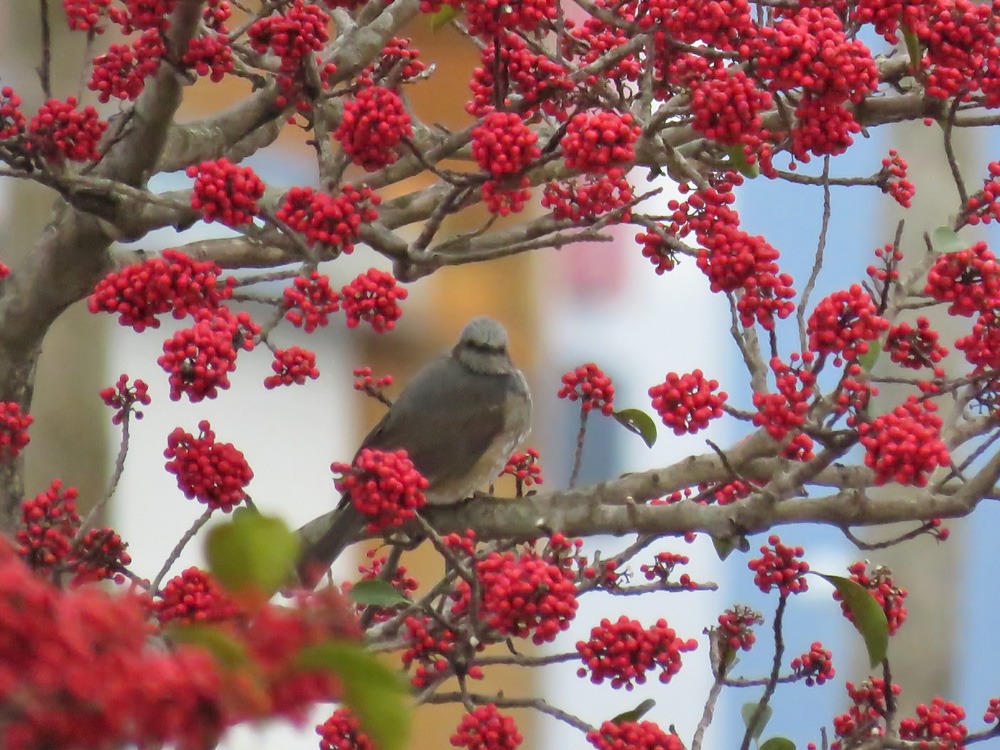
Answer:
297 316 532 587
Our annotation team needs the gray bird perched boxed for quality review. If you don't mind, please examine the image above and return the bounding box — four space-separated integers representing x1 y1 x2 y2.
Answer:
297 317 532 587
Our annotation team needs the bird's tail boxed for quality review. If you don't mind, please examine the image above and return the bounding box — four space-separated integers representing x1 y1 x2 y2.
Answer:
296 503 366 588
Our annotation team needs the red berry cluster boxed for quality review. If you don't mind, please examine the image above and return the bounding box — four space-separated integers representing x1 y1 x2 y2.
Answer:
247 1 330 74
461 549 579 644
807 285 889 364
341 268 408 332
542 170 635 222
837 561 907 635
28 96 108 162
115 0 177 33
401 613 473 688
985 697 1000 724
640 551 691 585
587 720 683 750
276 185 380 252
956 311 1000 371
717 605 763 653
72 527 132 585
635 230 678 275
332 448 428 533
752 354 816 457
963 161 1000 226
899 698 967 750
156 567 242 624
88 30 165 103
500 448 544 491
464 0 557 37
858 396 949 486
879 149 914 208
334 86 413 171
558 363 615 415
755 7 877 159
885 317 947 373
832 678 900 745
561 111 640 171
0 401 33 458
203 0 232 32
482 177 533 216
712 478 758 505
564 2 641 87
576 615 697 690
357 37 427 86
673 175 795 329
63 0 114 32
0 86 25 140
88 248 235 332
748 535 809 596
467 34 573 119
917 0 1000 106
283 271 341 332
317 707 375 750
157 307 260 402
164 420 254 512
689 65 772 145
16 480 80 572
181 33 234 83
100 374 151 425
352 366 394 401
649 369 727 435
451 705 523 750
188 158 264 227
925 241 1000 317
265 347 320 389
790 98 863 160
790 641 835 686
472 111 540 214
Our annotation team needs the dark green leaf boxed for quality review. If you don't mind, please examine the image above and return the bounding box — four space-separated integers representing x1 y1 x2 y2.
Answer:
206 508 300 599
299 640 410 750
741 702 772 740
858 340 882 373
612 408 657 448
761 738 796 750
816 573 889 667
723 143 760 179
168 623 251 670
611 699 656 724
349 579 410 608
429 4 458 29
930 226 965 254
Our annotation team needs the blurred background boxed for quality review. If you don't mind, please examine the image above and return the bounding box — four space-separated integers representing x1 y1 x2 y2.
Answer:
2 3 999 749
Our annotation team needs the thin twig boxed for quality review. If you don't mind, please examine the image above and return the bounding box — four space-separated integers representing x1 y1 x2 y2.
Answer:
568 409 589 489
798 155 832 352
150 508 214 592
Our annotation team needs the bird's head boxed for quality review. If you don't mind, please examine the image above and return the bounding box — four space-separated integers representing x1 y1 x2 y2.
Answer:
453 317 516 374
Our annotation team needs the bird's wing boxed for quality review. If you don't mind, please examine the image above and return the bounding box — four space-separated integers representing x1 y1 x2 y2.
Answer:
359 356 508 486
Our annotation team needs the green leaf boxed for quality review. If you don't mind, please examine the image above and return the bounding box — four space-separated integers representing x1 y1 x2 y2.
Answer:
168 623 251 670
723 143 760 179
429 4 458 29
299 640 410 750
930 226 965 254
901 23 922 74
206 508 300 599
816 573 889 667
761 738 796 750
349 579 410 608
858 339 882 373
741 702 772 740
611 699 656 724
712 534 749 560
612 408 658 448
